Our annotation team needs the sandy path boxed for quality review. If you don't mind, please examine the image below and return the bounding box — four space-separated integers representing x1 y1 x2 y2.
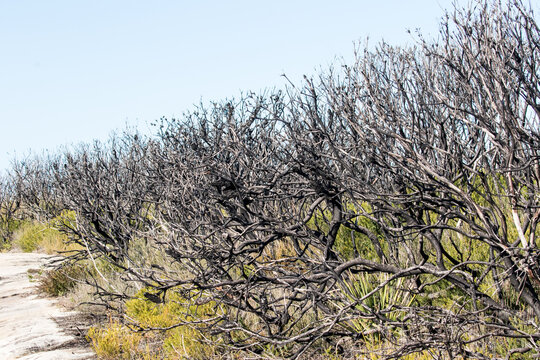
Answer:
0 252 96 360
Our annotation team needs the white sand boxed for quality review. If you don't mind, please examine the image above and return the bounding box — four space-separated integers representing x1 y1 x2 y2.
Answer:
0 252 95 359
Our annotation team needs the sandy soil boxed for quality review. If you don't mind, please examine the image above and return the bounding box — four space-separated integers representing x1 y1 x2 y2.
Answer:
0 252 96 360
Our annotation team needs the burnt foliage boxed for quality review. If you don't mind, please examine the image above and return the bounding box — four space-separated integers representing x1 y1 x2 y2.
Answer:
5 1 540 358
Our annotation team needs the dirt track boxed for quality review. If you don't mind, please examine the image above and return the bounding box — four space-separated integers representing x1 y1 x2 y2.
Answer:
0 252 95 360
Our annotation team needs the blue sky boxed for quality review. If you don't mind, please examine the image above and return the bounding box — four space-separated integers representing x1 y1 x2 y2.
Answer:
0 0 476 172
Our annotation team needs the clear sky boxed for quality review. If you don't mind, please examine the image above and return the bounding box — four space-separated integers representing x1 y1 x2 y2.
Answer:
0 0 479 172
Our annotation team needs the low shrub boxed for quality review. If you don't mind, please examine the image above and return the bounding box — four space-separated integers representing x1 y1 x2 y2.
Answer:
0 217 22 250
13 221 45 252
38 262 84 297
11 216 79 254
87 320 149 360
126 290 219 359
88 289 220 360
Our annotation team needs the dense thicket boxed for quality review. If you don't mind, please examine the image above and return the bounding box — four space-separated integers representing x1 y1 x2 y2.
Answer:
3 1 540 358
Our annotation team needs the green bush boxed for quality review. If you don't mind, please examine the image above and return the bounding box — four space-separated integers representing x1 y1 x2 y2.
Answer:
0 217 22 250
126 290 219 359
38 262 84 297
87 289 220 359
87 321 147 360
11 216 77 254
13 221 46 252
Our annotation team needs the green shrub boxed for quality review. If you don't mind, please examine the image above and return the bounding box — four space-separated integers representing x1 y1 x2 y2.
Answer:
87 321 147 360
341 272 415 340
11 216 78 254
38 262 84 297
13 221 46 252
87 290 220 359
125 290 219 359
0 216 22 250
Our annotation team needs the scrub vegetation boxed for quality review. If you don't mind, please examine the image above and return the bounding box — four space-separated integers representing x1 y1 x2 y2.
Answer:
1 1 540 358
